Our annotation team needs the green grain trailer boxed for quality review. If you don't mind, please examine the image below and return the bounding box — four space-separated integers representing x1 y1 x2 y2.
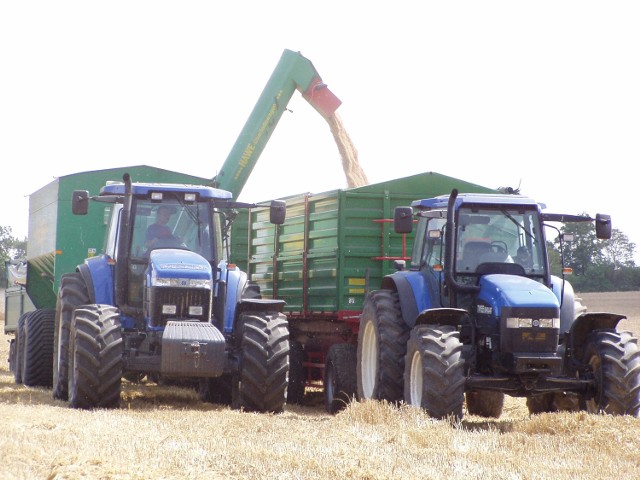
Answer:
4 165 211 335
229 171 497 412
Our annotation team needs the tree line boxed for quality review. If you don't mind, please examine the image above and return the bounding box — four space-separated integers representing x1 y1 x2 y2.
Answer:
547 216 639 292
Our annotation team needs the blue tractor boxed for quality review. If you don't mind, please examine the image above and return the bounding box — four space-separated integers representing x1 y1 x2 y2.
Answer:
52 173 290 412
357 189 640 419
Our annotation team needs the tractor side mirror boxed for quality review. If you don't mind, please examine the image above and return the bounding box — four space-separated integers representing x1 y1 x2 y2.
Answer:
270 200 286 225
394 207 413 234
595 213 612 240
72 190 90 215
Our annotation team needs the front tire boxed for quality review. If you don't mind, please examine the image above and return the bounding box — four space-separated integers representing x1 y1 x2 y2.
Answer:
68 304 123 409
404 324 465 420
526 392 580 415
465 390 504 418
357 290 409 403
324 344 357 414
231 311 290 413
580 330 640 415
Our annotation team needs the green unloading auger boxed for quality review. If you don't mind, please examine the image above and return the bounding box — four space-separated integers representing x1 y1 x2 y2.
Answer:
211 49 342 198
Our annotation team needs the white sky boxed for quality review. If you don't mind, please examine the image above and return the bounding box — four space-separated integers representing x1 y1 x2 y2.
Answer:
1 2 639 262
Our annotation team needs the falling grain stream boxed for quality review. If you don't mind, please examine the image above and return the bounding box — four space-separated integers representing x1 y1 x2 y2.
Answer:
327 113 369 188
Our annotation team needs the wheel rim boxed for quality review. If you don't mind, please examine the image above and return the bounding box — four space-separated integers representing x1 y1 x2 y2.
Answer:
361 320 378 398
408 350 423 407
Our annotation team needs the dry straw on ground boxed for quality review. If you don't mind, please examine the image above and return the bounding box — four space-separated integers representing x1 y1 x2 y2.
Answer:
0 292 638 479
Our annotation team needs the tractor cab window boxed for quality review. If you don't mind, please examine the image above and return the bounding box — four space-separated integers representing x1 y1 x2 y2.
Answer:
130 201 218 262
411 216 446 269
455 207 545 276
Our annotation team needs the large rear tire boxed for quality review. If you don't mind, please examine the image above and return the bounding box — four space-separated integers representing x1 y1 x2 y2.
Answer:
231 311 290 413
324 343 357 414
357 290 409 403
22 309 55 387
404 324 465 420
53 273 90 401
68 304 123 409
580 329 640 415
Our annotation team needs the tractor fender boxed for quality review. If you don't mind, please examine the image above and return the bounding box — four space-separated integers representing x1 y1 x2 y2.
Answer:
219 262 285 334
568 311 627 362
381 274 418 328
550 275 578 334
220 263 246 333
77 254 115 305
381 271 443 329
414 307 469 328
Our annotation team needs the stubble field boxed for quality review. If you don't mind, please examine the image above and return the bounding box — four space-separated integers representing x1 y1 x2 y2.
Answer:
0 291 638 479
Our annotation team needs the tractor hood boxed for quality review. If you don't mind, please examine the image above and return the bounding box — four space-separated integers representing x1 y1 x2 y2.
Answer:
477 274 559 315
147 249 213 287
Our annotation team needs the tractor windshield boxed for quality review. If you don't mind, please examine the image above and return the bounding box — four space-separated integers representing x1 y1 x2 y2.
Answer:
454 206 545 276
130 200 222 262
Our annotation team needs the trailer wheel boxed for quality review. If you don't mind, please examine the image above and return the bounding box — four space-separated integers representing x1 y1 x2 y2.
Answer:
22 309 55 387
404 324 465 421
199 374 233 405
286 341 306 405
53 272 90 401
580 329 640 416
465 390 504 418
68 304 123 409
357 290 409 403
13 312 30 384
231 311 290 413
324 344 357 414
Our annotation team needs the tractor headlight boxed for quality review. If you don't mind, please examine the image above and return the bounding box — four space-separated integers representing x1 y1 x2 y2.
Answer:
189 306 204 316
506 317 559 328
507 318 532 328
188 279 212 289
162 304 177 315
538 318 560 328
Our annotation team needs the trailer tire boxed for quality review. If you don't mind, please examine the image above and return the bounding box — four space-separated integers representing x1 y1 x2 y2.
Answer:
53 273 90 401
231 311 290 413
68 304 123 409
357 290 409 403
13 312 30 384
465 390 504 418
404 324 465 421
324 344 357 414
580 329 640 416
22 309 55 387
287 341 306 405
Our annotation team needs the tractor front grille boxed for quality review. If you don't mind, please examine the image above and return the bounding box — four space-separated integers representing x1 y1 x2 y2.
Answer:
148 287 212 328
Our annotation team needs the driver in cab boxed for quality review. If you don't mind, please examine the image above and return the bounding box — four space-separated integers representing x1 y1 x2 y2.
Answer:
145 205 178 250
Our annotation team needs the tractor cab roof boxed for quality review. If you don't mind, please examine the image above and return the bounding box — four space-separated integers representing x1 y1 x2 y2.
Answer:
100 182 233 200
411 192 545 211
